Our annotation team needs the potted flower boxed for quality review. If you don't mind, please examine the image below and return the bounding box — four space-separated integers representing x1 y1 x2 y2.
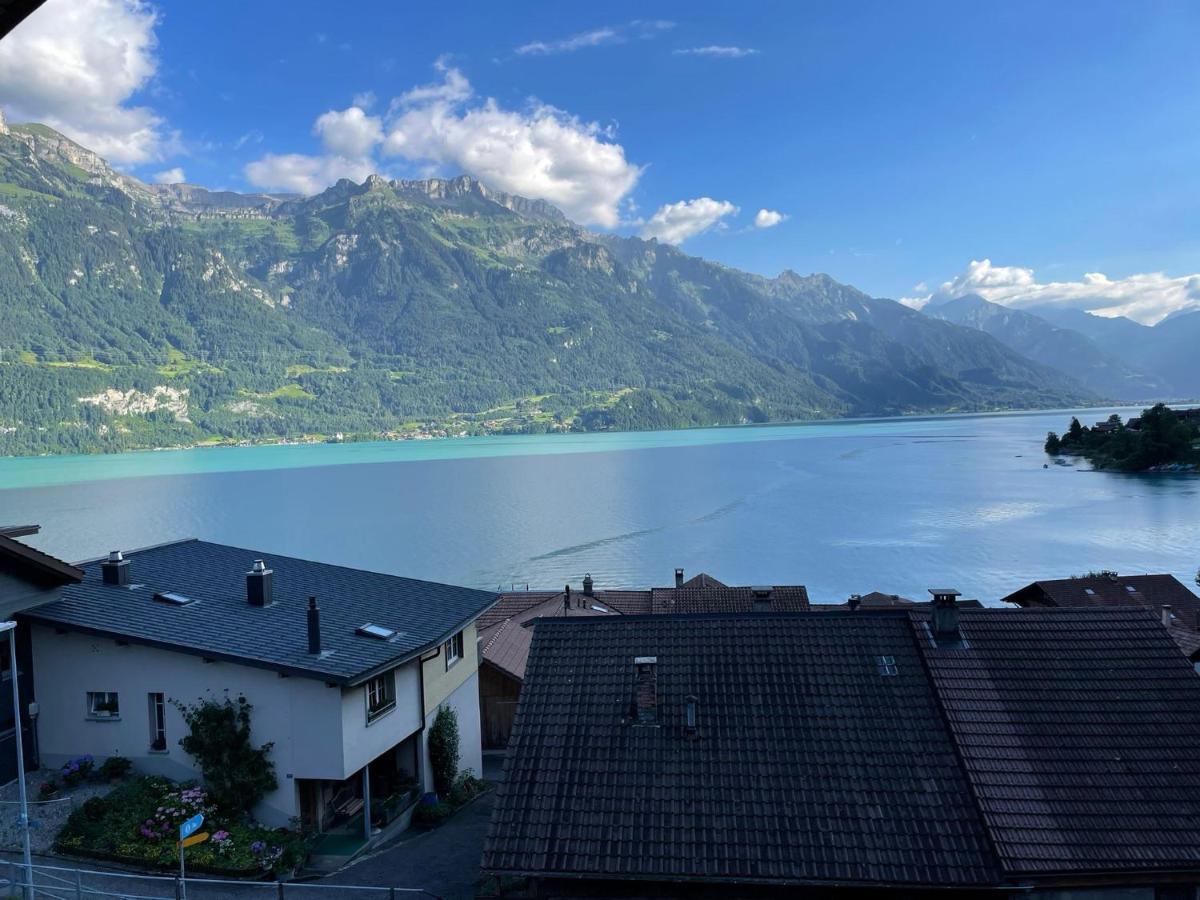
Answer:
38 780 59 801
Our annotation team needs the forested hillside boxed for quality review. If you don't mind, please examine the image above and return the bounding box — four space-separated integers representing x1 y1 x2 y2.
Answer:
0 120 1093 456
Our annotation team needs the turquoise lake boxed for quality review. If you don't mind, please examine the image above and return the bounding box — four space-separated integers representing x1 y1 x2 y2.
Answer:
1 407 1196 603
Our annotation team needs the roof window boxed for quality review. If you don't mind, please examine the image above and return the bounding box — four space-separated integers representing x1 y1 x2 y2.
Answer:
356 623 397 640
1084 588 1096 596
1125 585 1137 592
875 655 898 676
153 591 197 606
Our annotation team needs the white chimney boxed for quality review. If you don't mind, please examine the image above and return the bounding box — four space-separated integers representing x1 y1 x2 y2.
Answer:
1162 605 1173 627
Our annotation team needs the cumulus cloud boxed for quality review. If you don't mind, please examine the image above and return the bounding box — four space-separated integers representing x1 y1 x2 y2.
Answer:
516 20 673 56
351 91 377 111
673 45 760 58
152 167 185 184
314 106 383 158
380 64 641 227
244 61 642 225
640 197 738 244
244 152 376 195
901 258 1200 326
754 208 787 229
0 0 172 164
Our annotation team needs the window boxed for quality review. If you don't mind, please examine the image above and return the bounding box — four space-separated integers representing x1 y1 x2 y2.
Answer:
148 693 166 751
87 691 120 720
357 623 397 640
444 630 464 670
875 655 898 677
365 672 396 723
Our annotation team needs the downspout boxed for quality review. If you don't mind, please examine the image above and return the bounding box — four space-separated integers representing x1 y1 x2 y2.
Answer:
416 646 441 794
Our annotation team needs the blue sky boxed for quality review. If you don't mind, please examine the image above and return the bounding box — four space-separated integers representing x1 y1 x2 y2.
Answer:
1 0 1199 322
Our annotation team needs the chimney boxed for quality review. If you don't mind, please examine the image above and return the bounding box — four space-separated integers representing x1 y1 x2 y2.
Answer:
633 656 658 725
247 559 274 607
848 594 862 612
583 573 594 598
674 568 684 588
928 588 962 643
563 584 571 615
307 597 322 654
684 694 698 738
1162 605 1173 628
100 550 130 586
751 586 773 612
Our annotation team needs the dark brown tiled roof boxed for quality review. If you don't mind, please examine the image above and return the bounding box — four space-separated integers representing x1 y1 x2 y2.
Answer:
649 585 810 614
480 593 623 680
1001 574 1200 628
678 572 727 589
484 613 997 888
1169 625 1200 661
0 533 84 586
480 589 651 629
915 606 1200 877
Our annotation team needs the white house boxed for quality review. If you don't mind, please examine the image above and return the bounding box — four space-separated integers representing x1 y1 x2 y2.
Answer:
19 538 495 829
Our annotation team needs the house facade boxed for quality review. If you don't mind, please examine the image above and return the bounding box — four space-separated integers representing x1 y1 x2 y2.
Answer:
0 527 83 784
20 539 494 828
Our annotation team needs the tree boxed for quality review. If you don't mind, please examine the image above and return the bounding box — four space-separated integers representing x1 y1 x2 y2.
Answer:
427 705 460 799
175 695 277 817
1067 417 1085 442
1044 431 1061 454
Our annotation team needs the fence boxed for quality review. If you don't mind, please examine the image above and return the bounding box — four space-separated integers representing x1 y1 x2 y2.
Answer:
1 861 440 900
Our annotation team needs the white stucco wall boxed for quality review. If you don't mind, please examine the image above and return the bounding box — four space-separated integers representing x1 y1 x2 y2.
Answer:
340 663 421 778
30 626 424 825
419 669 482 795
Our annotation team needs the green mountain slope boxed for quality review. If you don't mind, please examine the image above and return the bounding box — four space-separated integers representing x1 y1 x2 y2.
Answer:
0 120 1094 455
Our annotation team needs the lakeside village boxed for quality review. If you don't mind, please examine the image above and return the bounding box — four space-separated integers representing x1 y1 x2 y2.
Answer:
4 529 1200 897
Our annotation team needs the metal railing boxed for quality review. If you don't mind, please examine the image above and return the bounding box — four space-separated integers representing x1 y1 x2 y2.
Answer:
2 861 441 900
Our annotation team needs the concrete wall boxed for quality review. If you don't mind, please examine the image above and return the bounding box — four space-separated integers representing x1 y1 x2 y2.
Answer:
29 626 421 825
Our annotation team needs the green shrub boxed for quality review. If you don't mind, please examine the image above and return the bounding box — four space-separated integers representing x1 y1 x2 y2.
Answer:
449 770 484 806
427 705 460 799
412 800 454 826
175 695 277 817
98 756 132 780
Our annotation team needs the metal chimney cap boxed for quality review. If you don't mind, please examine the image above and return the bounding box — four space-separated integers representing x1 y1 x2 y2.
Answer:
107 550 123 562
251 559 268 573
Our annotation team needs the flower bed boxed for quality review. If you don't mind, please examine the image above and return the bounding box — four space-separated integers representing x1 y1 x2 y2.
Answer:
411 770 488 829
55 777 312 877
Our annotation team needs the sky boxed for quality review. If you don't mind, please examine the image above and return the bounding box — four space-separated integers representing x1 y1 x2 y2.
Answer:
0 0 1198 323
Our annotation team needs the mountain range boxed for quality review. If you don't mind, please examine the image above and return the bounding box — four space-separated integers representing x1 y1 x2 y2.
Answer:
0 117 1175 456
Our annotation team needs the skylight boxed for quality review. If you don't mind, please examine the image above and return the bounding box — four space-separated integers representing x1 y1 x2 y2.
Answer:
154 591 196 606
875 655 898 676
356 623 397 640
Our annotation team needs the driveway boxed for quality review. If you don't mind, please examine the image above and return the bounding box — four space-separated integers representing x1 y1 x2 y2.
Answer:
324 791 496 900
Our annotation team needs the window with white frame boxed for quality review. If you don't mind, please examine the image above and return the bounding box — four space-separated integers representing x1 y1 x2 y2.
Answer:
87 691 120 719
148 693 167 750
365 672 396 723
444 630 464 670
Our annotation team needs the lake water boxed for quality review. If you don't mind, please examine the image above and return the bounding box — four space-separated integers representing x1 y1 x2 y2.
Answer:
1 408 1197 604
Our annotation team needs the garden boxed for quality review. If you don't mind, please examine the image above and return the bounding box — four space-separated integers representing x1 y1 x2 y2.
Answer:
53 695 313 877
411 705 488 828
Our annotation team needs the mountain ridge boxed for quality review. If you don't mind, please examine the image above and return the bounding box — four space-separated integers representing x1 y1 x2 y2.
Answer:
0 120 1095 456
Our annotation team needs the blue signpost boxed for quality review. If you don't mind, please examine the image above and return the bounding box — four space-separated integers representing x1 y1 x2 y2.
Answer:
178 813 203 899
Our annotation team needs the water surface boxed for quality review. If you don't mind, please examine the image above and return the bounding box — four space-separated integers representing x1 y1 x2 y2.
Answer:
2 409 1195 603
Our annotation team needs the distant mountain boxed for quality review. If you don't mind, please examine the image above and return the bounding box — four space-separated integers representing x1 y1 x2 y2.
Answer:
925 295 1167 400
1028 305 1200 400
0 119 1094 455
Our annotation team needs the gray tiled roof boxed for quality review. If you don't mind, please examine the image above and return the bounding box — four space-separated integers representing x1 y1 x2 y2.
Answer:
20 539 496 684
484 612 997 887
916 606 1200 877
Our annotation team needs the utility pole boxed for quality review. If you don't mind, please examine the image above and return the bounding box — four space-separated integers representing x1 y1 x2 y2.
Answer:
2 621 32 900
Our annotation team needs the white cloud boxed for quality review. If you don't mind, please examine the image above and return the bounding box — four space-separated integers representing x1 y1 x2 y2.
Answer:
244 152 376 195
516 20 673 56
640 197 738 244
901 258 1200 325
0 0 172 164
673 45 760 58
381 64 641 227
152 166 185 184
352 91 377 110
314 106 383 158
754 208 787 229
243 61 642 226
